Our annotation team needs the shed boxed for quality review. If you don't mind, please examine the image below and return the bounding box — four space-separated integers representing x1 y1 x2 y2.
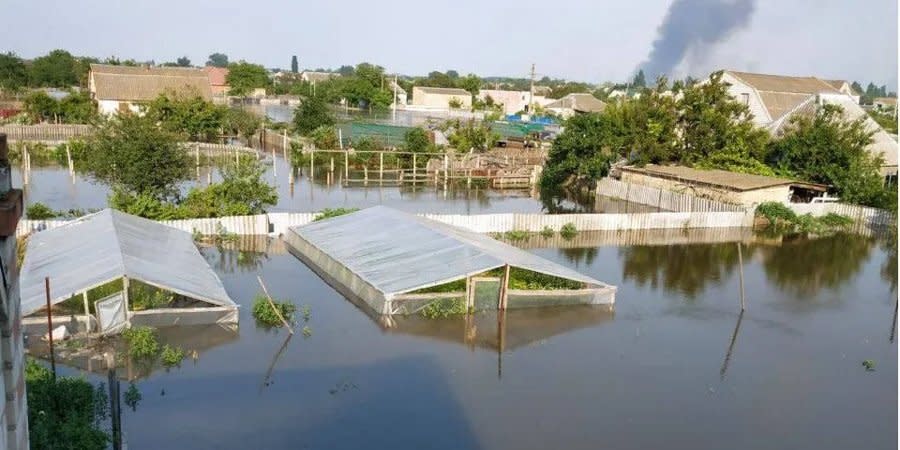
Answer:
619 165 825 206
284 206 615 316
21 209 237 334
543 93 606 118
411 86 473 110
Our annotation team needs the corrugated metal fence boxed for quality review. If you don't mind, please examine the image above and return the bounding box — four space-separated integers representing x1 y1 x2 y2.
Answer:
0 124 93 141
17 209 753 238
596 178 746 212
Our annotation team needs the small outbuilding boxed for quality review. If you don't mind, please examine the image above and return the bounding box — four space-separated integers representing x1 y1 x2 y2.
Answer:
411 86 473 110
543 93 606 118
20 209 237 336
284 206 615 316
619 164 827 206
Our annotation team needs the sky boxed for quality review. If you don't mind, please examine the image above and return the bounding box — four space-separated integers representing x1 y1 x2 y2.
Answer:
5 0 898 88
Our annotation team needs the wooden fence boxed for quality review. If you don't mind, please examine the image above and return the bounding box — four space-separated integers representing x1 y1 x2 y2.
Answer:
596 178 746 212
0 124 93 141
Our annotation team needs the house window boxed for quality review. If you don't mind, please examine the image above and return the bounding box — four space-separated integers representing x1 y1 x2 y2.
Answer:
740 93 750 105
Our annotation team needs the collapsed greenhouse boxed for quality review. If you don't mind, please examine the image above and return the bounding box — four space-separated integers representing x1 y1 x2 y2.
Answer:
20 209 238 337
284 206 616 316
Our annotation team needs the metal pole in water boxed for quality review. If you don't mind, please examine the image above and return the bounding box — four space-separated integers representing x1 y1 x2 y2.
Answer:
44 277 56 380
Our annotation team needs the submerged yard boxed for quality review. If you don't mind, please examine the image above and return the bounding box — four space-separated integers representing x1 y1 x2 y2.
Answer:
29 230 897 450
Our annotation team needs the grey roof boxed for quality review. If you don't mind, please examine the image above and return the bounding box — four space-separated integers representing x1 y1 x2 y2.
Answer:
90 64 212 101
20 209 235 316
413 86 472 96
286 206 608 296
544 93 606 113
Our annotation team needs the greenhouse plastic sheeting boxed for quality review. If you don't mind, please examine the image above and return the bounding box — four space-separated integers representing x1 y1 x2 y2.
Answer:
286 206 611 300
20 209 235 316
96 292 127 335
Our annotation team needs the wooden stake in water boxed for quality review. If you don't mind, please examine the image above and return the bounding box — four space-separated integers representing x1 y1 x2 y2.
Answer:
257 276 293 334
44 277 56 381
737 242 745 311
66 144 73 176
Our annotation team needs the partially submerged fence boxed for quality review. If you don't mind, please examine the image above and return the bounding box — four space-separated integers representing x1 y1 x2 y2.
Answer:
596 178 746 212
788 202 895 228
0 124 93 141
17 209 753 238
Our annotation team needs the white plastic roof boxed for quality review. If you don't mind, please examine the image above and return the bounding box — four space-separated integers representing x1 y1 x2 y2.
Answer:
287 206 609 296
20 209 235 316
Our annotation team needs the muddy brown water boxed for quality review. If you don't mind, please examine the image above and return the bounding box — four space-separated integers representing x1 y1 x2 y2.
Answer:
34 230 897 450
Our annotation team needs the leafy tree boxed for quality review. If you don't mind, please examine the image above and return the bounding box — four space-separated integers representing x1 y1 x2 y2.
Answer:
337 65 355 76
145 92 225 141
458 74 482 96
30 49 79 87
446 70 460 79
84 114 190 200
767 104 891 208
291 55 299 73
179 162 277 217
292 95 335 135
226 62 270 96
223 107 262 144
446 119 499 152
58 90 98 123
632 69 646 88
176 56 191 67
309 125 339 149
675 71 769 165
0 52 28 92
542 112 625 187
207 53 229 68
404 127 431 153
23 91 60 123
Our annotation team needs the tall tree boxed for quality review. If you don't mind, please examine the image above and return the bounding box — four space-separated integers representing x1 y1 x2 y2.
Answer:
337 65 355 76
291 55 299 73
206 53 229 68
632 70 646 88
225 62 270 96
29 49 79 87
0 52 28 92
292 95 335 135
144 92 226 141
176 56 191 67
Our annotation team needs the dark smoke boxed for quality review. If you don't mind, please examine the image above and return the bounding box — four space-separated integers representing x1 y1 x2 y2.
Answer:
637 0 756 80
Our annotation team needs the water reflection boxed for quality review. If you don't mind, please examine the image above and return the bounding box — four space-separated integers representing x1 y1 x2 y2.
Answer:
619 242 748 299
759 233 874 298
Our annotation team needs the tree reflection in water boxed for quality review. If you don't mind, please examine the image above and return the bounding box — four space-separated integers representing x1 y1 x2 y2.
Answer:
559 247 598 267
201 246 269 274
619 242 748 299
760 233 874 297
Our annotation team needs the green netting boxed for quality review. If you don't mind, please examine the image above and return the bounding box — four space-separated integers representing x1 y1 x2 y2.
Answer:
490 121 546 138
339 122 414 147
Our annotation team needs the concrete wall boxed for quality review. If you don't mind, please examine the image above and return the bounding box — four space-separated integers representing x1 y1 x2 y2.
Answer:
619 171 790 207
411 87 472 109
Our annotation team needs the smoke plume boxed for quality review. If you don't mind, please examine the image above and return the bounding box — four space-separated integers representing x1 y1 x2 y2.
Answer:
636 0 756 80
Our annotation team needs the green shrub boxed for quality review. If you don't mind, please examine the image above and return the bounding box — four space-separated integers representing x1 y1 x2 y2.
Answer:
26 359 110 450
314 207 360 221
412 279 467 293
503 230 528 241
818 213 854 230
560 222 578 240
540 226 555 238
160 345 185 368
26 202 58 220
755 201 797 225
421 298 467 319
251 294 296 327
302 326 312 338
124 383 142 412
122 326 160 359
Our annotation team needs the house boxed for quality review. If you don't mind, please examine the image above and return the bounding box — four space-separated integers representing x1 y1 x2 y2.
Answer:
89 64 212 115
619 164 827 206
543 93 606 118
873 97 897 116
824 79 861 103
203 66 230 96
477 89 552 115
410 86 472 110
300 71 338 84
720 70 898 178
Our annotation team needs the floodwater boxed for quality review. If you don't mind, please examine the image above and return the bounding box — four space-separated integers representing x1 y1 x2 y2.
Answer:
14 160 655 214
39 230 898 449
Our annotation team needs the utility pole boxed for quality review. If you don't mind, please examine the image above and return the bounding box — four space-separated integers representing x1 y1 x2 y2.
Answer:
529 63 536 114
393 74 398 123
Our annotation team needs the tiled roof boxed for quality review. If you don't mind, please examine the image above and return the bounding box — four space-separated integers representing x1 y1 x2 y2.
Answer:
727 71 839 94
544 93 606 113
203 66 229 86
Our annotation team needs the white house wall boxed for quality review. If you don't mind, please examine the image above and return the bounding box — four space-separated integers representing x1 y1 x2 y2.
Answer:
721 72 772 126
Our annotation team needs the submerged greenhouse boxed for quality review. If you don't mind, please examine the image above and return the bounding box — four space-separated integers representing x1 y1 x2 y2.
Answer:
284 206 616 316
20 209 238 336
